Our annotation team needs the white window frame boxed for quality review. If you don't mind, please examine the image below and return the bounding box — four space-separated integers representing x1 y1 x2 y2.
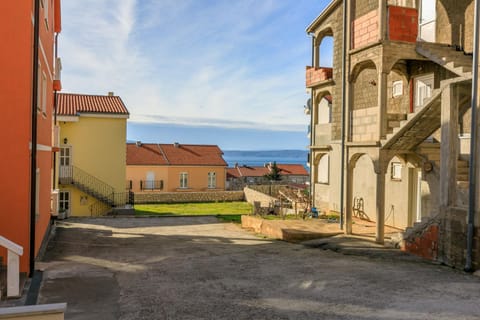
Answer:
391 162 402 181
42 71 47 114
179 172 188 189
59 190 70 213
208 172 216 189
392 80 403 97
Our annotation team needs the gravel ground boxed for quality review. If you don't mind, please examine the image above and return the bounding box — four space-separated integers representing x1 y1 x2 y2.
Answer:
37 217 480 320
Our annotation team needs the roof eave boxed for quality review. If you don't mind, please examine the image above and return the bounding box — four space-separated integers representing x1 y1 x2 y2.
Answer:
306 0 342 34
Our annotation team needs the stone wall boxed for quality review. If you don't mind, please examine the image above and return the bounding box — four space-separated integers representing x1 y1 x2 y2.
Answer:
352 0 377 19
351 107 377 141
134 191 244 204
243 187 278 207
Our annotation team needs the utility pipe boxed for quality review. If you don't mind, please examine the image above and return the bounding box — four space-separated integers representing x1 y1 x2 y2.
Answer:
339 0 348 230
30 0 40 277
309 34 315 209
466 0 480 272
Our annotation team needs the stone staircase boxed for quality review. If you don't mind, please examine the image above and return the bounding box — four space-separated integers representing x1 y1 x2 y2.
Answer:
416 42 473 77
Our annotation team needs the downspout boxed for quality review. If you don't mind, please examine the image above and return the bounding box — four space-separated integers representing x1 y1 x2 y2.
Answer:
52 34 59 188
30 0 41 277
309 34 315 208
339 0 348 230
466 0 480 272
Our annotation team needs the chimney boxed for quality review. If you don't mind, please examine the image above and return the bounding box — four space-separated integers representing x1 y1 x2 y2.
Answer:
136 141 142 147
108 91 114 96
174 142 180 148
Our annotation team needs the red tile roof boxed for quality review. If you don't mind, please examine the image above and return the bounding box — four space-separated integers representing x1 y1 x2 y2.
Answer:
127 143 227 166
56 93 129 115
276 164 309 176
227 164 308 178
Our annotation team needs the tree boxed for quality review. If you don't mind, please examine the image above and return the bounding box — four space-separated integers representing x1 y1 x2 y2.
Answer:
264 162 282 181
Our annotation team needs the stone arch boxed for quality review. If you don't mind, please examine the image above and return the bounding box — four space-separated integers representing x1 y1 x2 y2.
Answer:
350 59 377 83
436 0 471 50
313 90 333 126
313 27 334 68
349 152 376 223
314 153 330 184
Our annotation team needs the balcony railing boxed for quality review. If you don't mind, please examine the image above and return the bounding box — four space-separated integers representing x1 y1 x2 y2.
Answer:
388 6 418 43
306 66 333 87
140 180 164 191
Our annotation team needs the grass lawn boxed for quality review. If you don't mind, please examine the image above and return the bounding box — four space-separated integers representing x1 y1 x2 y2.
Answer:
134 202 252 218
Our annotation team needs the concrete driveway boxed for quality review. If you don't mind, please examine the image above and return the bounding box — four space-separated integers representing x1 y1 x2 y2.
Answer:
37 217 480 320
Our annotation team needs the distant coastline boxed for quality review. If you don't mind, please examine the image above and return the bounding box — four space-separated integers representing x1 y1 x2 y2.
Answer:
222 150 308 168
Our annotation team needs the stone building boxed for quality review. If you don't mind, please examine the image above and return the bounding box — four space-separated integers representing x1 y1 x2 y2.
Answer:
306 0 478 269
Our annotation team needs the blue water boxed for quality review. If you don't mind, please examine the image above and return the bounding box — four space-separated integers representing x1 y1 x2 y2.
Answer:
223 150 308 168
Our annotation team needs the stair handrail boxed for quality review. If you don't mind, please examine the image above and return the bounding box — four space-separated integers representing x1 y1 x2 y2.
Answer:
0 236 23 256
59 165 115 203
0 235 23 298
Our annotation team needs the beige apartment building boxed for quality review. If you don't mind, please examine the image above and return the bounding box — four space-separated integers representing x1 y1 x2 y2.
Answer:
306 0 478 269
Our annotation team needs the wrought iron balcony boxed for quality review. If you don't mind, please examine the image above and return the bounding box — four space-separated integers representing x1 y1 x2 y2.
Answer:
140 180 164 191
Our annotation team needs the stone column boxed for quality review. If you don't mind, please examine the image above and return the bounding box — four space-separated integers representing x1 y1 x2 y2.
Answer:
440 84 458 207
377 71 388 140
375 158 387 244
378 0 387 41
314 39 320 68
345 159 354 234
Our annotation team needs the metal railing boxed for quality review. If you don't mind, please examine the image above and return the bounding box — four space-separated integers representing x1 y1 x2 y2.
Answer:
140 180 164 191
59 165 115 206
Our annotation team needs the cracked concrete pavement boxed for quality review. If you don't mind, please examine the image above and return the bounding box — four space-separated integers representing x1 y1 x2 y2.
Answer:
37 217 480 320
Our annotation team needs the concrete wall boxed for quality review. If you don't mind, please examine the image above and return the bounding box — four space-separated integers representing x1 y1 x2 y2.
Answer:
134 191 244 204
384 157 411 229
436 0 474 52
243 187 277 207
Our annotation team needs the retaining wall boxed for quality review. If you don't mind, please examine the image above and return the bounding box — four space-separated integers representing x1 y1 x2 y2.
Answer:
134 191 244 204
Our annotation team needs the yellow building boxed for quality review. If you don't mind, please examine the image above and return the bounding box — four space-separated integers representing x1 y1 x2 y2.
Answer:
56 93 129 216
126 142 227 193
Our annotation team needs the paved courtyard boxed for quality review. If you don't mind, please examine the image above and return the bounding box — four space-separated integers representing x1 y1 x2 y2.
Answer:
37 217 480 320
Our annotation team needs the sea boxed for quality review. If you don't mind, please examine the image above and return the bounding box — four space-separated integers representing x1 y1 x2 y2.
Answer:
222 150 309 169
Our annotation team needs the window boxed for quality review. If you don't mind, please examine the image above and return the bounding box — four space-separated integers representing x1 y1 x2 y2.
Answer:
208 172 216 189
179 172 188 189
392 80 403 97
41 71 47 114
59 190 70 212
391 162 402 181
37 63 42 111
317 154 329 184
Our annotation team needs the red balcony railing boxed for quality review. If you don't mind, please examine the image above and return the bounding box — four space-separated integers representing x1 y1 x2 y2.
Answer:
306 66 333 87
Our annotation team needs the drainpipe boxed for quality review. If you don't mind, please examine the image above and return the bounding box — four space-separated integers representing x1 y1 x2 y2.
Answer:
466 0 480 272
52 33 59 188
309 34 315 208
339 0 348 230
30 0 40 277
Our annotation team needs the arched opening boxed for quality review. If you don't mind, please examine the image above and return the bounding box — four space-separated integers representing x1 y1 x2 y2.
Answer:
318 36 333 68
350 60 378 142
314 153 330 184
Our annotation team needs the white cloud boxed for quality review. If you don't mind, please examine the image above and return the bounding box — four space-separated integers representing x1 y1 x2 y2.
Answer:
59 0 322 132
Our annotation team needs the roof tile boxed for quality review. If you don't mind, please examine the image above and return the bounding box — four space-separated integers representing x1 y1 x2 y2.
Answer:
57 93 129 115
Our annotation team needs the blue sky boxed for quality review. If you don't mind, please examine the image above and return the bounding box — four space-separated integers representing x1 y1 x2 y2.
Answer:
60 0 331 150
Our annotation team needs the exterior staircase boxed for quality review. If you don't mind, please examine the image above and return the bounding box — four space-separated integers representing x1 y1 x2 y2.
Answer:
416 42 473 77
59 165 115 207
381 76 471 151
